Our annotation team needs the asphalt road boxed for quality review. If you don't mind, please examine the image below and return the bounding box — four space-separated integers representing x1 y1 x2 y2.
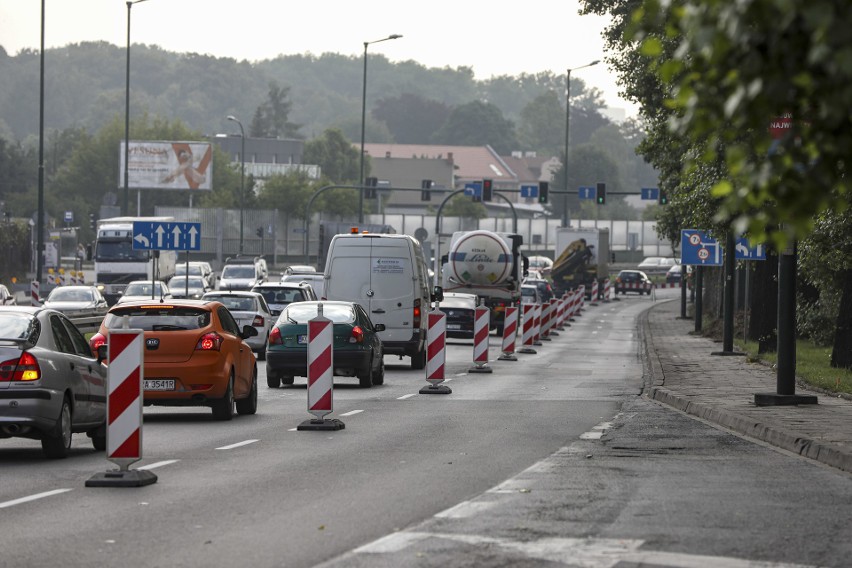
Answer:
3 290 850 568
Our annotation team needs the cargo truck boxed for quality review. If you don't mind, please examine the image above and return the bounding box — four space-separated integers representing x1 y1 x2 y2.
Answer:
550 227 610 298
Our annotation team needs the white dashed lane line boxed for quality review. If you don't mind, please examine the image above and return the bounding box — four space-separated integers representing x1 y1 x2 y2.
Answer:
0 488 72 509
215 439 259 450
397 393 417 400
137 460 180 470
339 409 364 417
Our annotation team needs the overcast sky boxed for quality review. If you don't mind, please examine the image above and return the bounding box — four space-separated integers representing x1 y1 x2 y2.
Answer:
0 0 637 116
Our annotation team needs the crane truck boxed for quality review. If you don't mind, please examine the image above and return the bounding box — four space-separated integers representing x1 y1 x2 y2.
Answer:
550 227 610 299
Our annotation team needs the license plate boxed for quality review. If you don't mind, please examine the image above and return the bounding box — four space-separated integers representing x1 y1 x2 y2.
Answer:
447 324 461 330
297 335 308 344
144 379 175 391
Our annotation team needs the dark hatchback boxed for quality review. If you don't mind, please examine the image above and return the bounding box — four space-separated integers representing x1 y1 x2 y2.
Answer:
437 293 477 339
265 301 385 389
615 270 652 295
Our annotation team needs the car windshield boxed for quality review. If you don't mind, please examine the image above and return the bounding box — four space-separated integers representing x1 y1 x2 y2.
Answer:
0 313 38 341
175 265 202 276
95 240 150 262
170 277 205 288
47 288 94 302
104 306 210 331
222 266 255 279
206 295 255 311
283 303 355 324
255 288 302 304
124 282 165 296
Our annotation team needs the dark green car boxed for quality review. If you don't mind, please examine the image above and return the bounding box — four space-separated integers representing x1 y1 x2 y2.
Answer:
265 301 385 389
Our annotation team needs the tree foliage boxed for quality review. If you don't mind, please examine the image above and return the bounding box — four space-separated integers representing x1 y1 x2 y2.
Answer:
249 81 302 139
303 128 361 185
372 93 450 145
431 101 518 155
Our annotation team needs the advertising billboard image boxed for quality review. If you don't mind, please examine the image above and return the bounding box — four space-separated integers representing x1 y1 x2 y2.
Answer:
119 141 213 191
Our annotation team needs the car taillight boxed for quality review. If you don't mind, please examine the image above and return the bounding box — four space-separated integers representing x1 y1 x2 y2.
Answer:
0 352 41 382
252 315 264 327
90 332 106 354
413 299 421 328
351 326 364 343
195 332 223 351
269 327 282 345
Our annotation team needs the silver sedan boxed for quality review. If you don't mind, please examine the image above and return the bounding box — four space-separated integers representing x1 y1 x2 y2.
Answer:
201 291 274 360
0 306 107 458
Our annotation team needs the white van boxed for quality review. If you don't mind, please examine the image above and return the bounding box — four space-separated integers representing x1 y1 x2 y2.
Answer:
324 233 442 369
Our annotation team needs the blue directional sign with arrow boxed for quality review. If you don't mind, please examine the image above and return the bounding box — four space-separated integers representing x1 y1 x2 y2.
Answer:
520 184 538 198
735 237 767 261
641 187 660 200
578 186 596 200
132 221 201 251
680 229 723 266
463 182 482 198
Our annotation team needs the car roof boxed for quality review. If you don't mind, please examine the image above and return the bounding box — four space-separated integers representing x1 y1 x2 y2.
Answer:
108 298 215 310
253 282 310 288
203 290 261 297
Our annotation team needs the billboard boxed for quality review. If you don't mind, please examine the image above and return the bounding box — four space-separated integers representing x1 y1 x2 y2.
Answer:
119 141 213 191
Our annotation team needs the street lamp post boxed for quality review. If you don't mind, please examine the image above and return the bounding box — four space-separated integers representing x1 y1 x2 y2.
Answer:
227 115 246 255
358 34 402 224
124 0 150 217
562 60 600 227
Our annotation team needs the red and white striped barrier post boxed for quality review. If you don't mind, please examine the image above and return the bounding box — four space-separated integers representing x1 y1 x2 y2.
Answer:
86 329 157 487
498 306 518 361
579 285 586 312
30 280 40 306
539 300 552 341
590 279 600 305
469 306 492 373
603 278 611 302
533 304 543 346
518 304 537 354
547 299 561 336
420 311 451 394
298 303 345 430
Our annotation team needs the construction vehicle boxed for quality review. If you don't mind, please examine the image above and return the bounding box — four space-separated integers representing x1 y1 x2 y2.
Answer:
550 227 609 298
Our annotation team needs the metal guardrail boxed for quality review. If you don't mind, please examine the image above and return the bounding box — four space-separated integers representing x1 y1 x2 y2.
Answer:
68 315 105 334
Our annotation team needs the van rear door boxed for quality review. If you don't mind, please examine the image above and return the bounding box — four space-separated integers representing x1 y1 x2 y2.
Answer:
367 238 415 344
324 237 373 304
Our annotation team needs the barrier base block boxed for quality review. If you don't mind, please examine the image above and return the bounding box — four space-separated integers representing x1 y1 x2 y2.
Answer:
754 392 818 406
297 418 346 431
468 364 493 373
498 353 518 361
710 350 747 357
517 347 537 355
549 331 560 336
420 383 452 394
85 468 158 488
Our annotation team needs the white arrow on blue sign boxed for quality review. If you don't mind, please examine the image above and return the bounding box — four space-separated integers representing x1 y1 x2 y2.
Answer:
578 186 596 200
463 182 482 197
734 238 766 261
681 229 722 266
132 221 201 251
520 184 538 198
641 187 660 200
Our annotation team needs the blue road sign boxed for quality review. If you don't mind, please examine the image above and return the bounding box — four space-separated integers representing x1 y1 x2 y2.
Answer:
735 238 767 261
132 221 201 251
520 184 538 198
641 187 660 200
463 182 482 197
578 186 596 200
681 229 722 266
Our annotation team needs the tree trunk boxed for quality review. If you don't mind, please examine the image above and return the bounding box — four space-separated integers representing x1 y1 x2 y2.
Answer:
831 269 852 369
749 249 778 353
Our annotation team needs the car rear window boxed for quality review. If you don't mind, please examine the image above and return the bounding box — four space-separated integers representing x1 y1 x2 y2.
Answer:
283 304 355 324
104 306 210 331
0 313 38 341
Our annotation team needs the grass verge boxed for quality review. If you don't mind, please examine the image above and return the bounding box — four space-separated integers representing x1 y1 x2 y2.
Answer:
735 339 852 395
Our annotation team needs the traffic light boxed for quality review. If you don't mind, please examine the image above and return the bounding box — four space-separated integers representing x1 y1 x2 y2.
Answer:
596 182 606 205
421 179 432 201
538 181 549 204
256 227 263 238
482 178 493 202
658 189 669 205
365 176 378 199
89 213 96 230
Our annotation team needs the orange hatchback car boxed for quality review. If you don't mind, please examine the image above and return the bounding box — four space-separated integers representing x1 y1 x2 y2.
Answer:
89 300 258 420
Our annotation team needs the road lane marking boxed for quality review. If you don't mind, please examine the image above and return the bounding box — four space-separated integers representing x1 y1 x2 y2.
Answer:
0 488 72 509
580 431 603 440
215 439 259 450
397 393 417 400
339 409 364 417
434 500 496 519
137 460 179 470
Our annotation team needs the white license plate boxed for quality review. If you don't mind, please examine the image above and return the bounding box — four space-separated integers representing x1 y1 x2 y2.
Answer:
144 379 175 391
446 324 461 330
297 335 308 344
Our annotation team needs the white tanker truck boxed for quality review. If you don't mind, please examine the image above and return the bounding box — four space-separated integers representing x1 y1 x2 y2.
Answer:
440 230 527 334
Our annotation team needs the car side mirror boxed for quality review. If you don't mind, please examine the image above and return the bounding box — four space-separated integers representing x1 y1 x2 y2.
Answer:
374 323 386 332
271 309 281 317
241 325 258 339
431 286 444 303
96 344 108 363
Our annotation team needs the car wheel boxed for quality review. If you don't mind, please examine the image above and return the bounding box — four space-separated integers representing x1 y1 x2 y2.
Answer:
256 347 266 361
410 347 426 370
236 367 258 415
358 357 374 388
211 372 235 421
372 354 385 386
42 397 72 459
89 424 107 451
281 376 295 385
267 372 281 388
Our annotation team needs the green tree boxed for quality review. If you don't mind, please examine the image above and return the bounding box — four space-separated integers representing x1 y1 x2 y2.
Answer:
372 93 450 144
553 144 623 219
249 81 302 139
256 171 316 221
303 128 362 185
517 91 564 155
441 194 487 219
431 100 518 155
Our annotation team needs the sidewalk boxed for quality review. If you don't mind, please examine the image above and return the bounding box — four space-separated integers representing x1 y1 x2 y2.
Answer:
642 298 852 474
